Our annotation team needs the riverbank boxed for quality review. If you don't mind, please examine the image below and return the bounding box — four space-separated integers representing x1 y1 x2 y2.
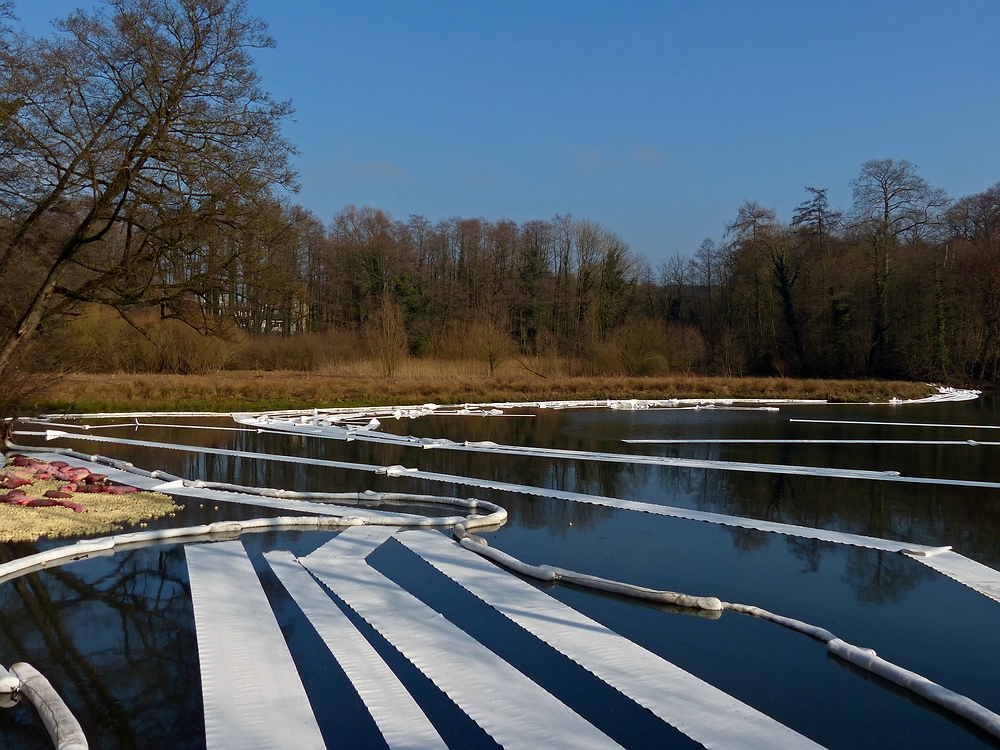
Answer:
26 369 938 414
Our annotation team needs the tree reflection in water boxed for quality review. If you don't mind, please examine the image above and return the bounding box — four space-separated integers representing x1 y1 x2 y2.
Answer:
845 549 935 605
0 543 202 750
659 462 1000 570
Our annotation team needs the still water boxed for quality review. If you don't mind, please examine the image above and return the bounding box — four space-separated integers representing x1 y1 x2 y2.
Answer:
2 394 999 749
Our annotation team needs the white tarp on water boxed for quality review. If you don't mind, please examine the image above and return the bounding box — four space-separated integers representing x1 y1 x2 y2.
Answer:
297 527 624 750
266 545 449 750
396 529 826 750
186 541 326 750
907 550 1000 604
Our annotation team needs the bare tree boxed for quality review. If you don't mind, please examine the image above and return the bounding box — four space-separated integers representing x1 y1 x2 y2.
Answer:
726 202 778 370
945 183 1000 379
469 301 511 376
366 293 408 377
850 159 948 372
0 0 295 394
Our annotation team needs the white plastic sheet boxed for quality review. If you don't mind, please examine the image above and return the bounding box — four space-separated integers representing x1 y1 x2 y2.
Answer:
397 530 825 750
299 528 623 750
266 549 448 750
186 541 326 750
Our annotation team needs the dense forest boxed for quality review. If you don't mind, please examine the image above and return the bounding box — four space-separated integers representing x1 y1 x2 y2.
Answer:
304 162 992 383
1 1 998 391
193 162 999 384
279 159 1000 384
5 157 1000 384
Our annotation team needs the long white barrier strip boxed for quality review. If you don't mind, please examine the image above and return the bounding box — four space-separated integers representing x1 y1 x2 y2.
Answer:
906 551 1000 604
240 420 909 482
25 420 259 433
299 529 623 750
25 427 1000 492
15 437 1000 604
14 450 422 521
625 439 1000 446
15 431 385 472
5 437 950 554
232 420 1000 491
791 418 1000 431
36 411 234 419
266 549 448 750
397 530 825 750
385 439 1000 488
185 541 326 750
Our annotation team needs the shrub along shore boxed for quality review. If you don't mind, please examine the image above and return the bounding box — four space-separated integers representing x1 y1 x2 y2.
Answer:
24 364 938 415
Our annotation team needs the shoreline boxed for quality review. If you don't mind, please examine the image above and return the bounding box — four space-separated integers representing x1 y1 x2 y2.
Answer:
23 370 943 415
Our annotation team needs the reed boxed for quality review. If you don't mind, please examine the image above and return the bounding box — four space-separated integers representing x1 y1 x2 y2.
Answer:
26 364 937 414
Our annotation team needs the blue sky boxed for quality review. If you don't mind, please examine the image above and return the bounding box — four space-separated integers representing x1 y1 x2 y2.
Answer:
11 1 1000 263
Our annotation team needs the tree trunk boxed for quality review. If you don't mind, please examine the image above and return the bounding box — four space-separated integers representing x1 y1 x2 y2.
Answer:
0 264 65 380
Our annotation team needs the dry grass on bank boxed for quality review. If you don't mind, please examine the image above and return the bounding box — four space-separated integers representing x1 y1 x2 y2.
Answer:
24 359 939 414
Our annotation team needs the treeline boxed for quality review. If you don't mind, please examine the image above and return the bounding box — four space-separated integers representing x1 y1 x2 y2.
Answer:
124 157 997 382
219 205 655 366
670 160 1000 381
6 155 1000 383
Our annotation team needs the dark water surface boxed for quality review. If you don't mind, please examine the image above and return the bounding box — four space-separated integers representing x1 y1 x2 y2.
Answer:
2 394 999 749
